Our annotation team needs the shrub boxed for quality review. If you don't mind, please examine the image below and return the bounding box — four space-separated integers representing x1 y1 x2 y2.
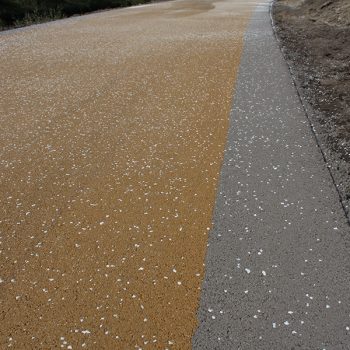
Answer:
0 0 152 29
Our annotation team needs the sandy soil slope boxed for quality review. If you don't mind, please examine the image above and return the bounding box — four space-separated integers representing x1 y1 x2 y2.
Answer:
272 0 350 219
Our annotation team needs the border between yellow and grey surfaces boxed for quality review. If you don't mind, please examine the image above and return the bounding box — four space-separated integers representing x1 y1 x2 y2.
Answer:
269 0 350 227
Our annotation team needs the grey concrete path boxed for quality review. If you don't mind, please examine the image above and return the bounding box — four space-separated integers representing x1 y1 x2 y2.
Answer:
193 2 350 349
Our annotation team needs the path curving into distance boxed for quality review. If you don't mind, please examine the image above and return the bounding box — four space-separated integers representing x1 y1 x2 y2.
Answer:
1 0 257 348
1 0 349 349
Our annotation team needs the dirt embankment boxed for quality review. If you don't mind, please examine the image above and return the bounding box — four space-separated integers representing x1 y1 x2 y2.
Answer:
272 0 350 218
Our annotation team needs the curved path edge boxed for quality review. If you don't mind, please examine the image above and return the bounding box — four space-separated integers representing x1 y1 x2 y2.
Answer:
193 2 350 348
270 0 350 226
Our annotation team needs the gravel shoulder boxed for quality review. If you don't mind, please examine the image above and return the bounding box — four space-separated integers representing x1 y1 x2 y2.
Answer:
272 0 350 220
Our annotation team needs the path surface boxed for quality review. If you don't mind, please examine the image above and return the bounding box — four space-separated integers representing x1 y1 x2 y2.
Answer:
193 3 350 349
0 0 257 349
1 0 349 349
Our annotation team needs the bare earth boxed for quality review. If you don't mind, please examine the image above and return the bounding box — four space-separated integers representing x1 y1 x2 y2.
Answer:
0 0 257 348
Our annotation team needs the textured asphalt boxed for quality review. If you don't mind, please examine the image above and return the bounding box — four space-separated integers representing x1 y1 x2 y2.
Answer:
193 2 350 349
0 0 256 348
1 0 350 349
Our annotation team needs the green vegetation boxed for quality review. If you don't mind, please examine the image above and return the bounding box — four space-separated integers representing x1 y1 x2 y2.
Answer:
0 0 152 29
